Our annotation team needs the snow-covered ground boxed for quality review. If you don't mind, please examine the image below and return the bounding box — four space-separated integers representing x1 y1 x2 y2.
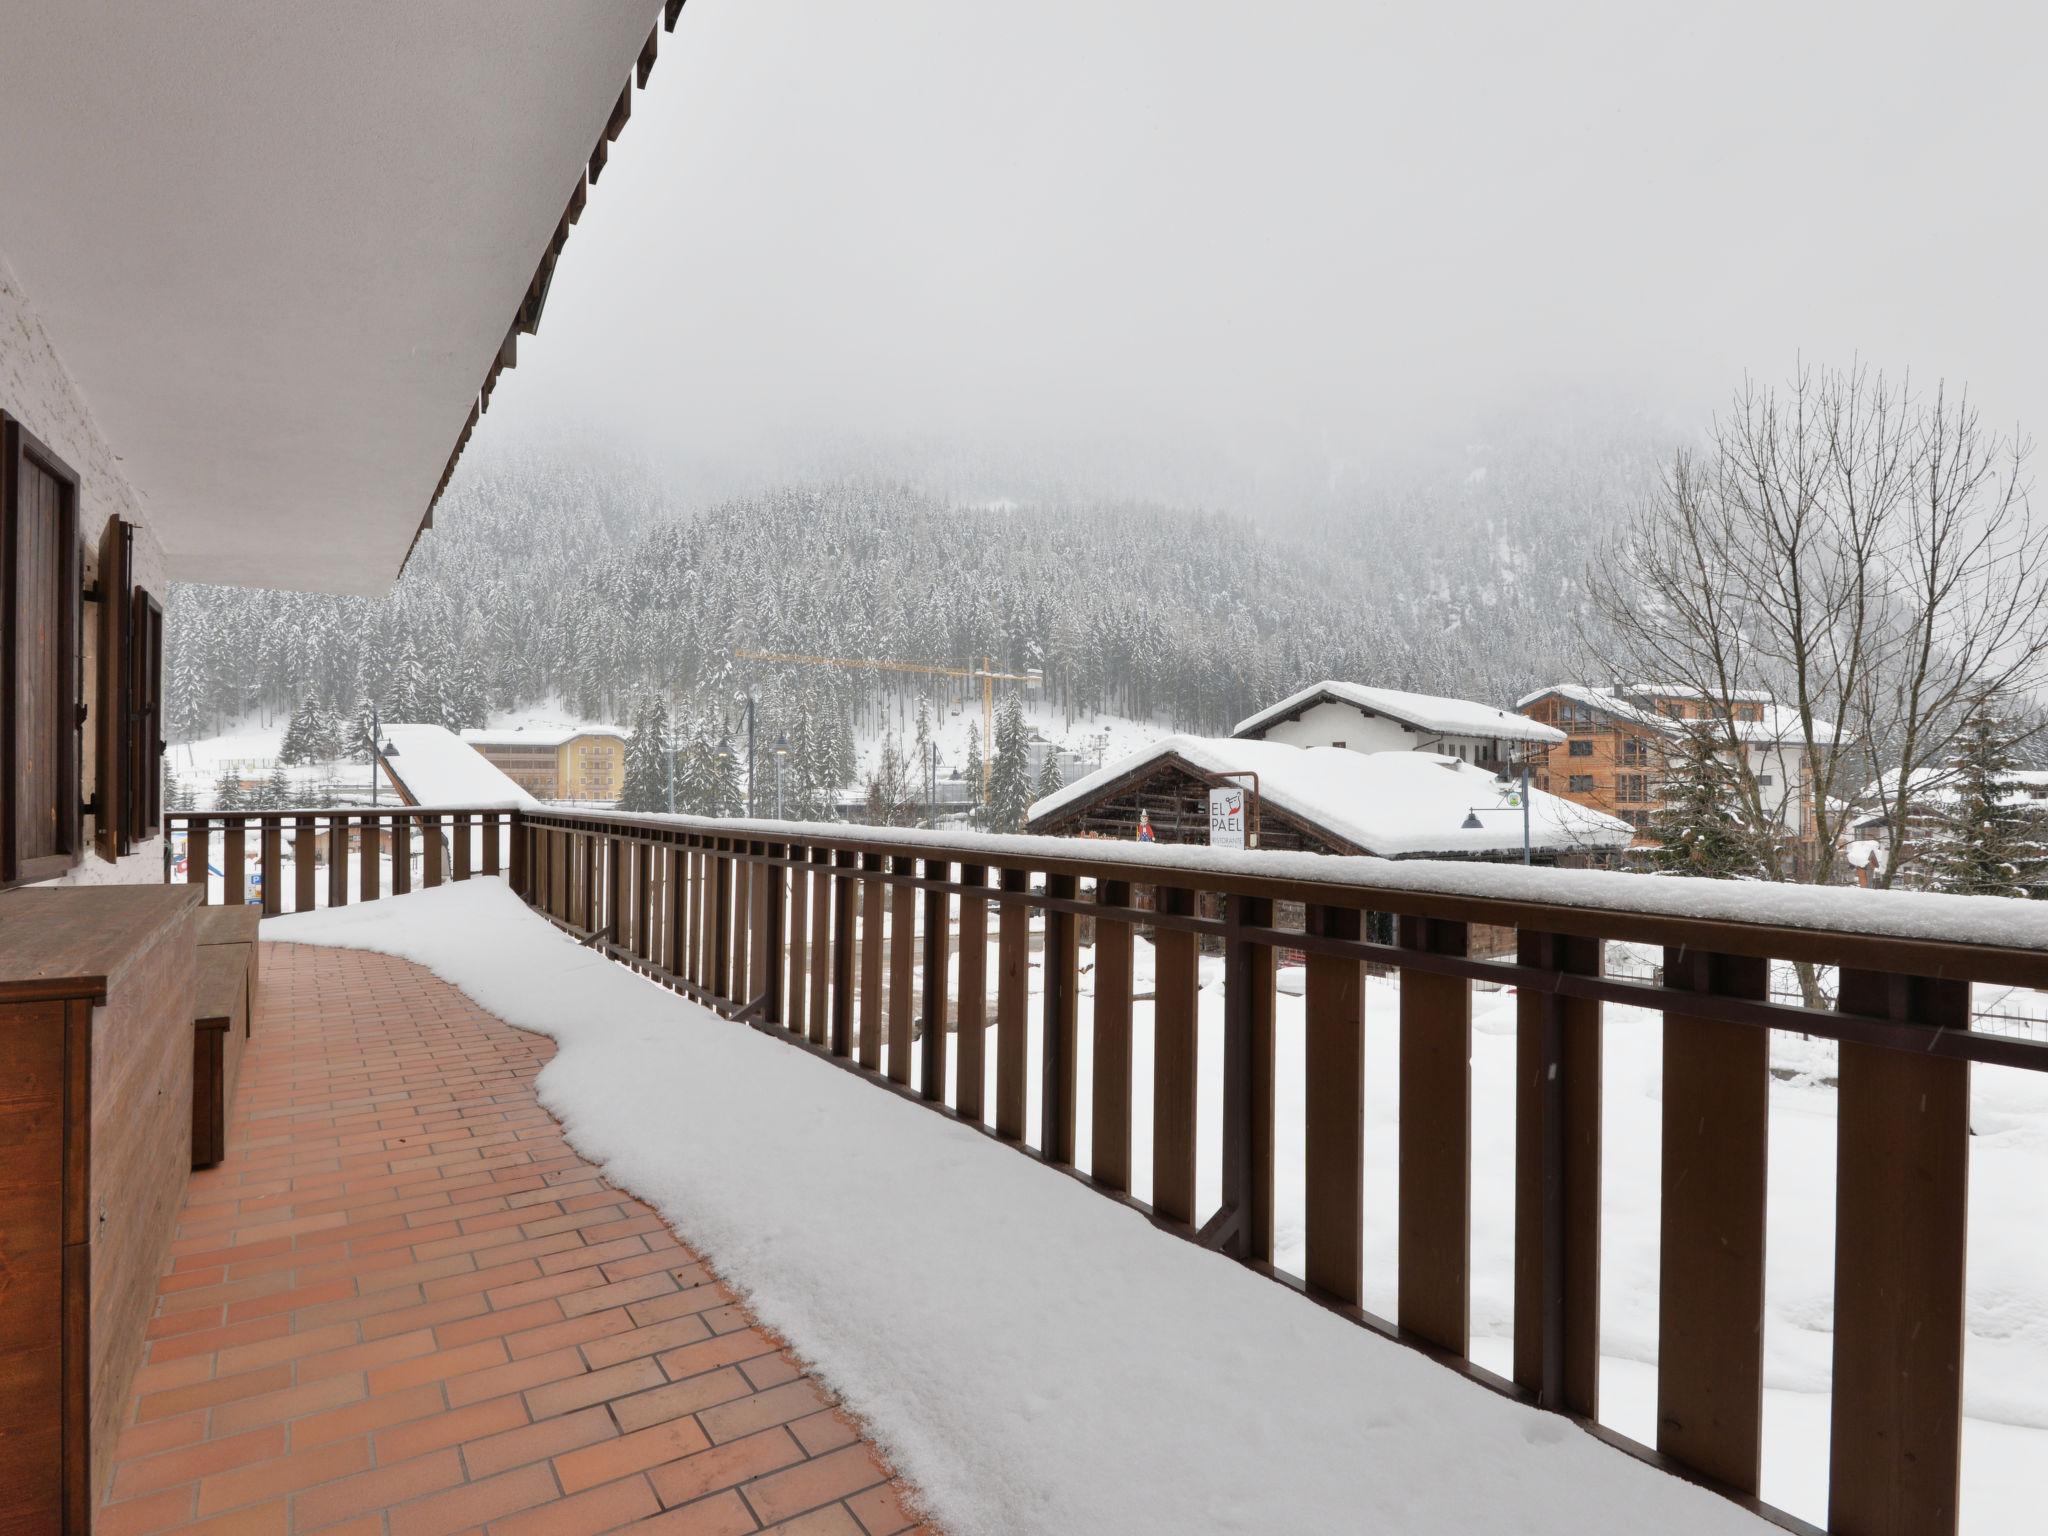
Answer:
267 879 2048 1534
850 695 1162 785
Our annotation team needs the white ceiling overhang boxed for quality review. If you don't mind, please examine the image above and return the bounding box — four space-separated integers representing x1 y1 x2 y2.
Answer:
0 1 676 595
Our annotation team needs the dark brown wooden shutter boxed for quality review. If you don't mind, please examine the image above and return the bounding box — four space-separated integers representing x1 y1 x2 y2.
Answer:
2 411 84 885
128 587 164 841
94 514 132 862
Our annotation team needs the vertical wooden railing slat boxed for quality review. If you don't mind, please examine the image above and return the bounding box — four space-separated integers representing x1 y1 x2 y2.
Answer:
1219 894 1274 1259
1152 886 1201 1227
423 815 444 889
1656 948 1768 1493
1090 879 1134 1192
713 844 733 1001
1305 904 1365 1305
731 852 752 1003
859 854 886 1071
831 850 857 1057
750 843 771 1005
761 843 785 1025
1514 930 1602 1415
919 858 949 1103
994 868 1030 1140
667 846 688 984
956 864 989 1122
483 812 502 877
1042 873 1080 1165
638 840 656 962
393 816 413 897
328 814 350 908
887 855 916 1085
809 850 832 1047
223 820 246 906
360 816 380 903
606 835 626 948
1829 969 1970 1536
259 821 282 917
787 843 809 1034
187 817 210 896
294 815 315 912
1398 914 1470 1353
453 814 472 881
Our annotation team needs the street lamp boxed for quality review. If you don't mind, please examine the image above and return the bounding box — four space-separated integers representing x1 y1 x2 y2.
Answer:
773 733 788 820
1461 759 1533 864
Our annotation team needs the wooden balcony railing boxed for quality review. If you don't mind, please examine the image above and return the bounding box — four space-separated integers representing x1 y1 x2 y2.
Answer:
165 806 521 912
169 804 2048 1535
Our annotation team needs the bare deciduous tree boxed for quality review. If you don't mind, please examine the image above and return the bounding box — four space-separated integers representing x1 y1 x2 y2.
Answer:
1589 361 2042 892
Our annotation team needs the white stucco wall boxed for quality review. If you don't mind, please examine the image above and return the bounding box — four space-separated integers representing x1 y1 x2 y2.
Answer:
1259 701 1420 754
1258 700 1520 766
3 250 171 884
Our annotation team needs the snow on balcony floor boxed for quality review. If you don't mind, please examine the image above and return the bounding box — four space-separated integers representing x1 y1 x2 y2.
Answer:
260 881 1795 1536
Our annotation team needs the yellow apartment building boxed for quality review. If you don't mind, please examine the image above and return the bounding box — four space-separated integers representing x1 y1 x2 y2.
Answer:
462 725 629 803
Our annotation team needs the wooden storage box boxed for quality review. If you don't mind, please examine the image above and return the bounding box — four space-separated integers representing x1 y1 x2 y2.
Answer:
0 885 200 1534
195 903 260 1039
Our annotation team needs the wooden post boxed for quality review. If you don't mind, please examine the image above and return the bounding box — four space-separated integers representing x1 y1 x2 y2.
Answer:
328 815 349 907
186 817 210 892
749 842 771 1003
483 812 503 878
453 814 472 881
919 858 949 1103
1090 879 1134 1192
423 815 443 888
1398 914 1470 1353
223 820 245 906
786 842 809 1033
956 864 989 1121
995 868 1030 1140
1152 886 1200 1227
1656 948 1768 1493
1042 873 1080 1165
809 849 832 1047
860 854 886 1070
607 836 627 946
667 846 688 982
392 816 413 896
712 846 732 1001
1305 903 1365 1305
1829 969 1969 1535
1515 930 1602 1415
1219 894 1274 1260
762 843 786 1025
293 815 315 912
259 822 281 917
831 849 856 1057
359 816 379 902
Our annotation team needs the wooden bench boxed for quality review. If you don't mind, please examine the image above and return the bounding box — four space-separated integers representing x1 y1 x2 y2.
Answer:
191 946 250 1167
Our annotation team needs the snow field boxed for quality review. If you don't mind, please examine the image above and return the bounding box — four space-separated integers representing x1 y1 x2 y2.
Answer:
271 881 2048 1534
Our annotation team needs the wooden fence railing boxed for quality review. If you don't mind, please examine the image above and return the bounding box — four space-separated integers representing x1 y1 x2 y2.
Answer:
172 804 2048 1535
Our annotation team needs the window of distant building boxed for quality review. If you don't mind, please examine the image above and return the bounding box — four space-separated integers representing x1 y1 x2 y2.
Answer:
1758 774 1774 788
1569 739 1594 757
1616 774 1647 803
1331 740 1345 748
1568 774 1595 793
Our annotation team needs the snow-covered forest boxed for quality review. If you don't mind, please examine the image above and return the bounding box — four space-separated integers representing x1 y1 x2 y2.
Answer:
165 420 1666 754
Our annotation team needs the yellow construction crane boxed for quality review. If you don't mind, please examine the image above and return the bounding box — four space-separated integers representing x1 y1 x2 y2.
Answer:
732 649 1043 794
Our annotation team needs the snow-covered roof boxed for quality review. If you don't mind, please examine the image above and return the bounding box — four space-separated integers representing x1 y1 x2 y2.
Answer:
462 725 627 748
1029 736 1634 858
1518 684 1839 747
1233 681 1566 746
378 724 536 809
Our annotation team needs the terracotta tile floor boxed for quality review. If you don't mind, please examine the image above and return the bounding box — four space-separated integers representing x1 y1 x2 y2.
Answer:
101 940 931 1536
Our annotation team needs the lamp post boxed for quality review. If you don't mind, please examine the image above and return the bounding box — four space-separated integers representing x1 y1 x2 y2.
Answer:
926 739 938 828
773 733 788 820
1460 758 1532 864
744 689 757 819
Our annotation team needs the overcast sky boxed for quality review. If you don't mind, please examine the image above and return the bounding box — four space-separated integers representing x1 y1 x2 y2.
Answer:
489 1 2045 496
